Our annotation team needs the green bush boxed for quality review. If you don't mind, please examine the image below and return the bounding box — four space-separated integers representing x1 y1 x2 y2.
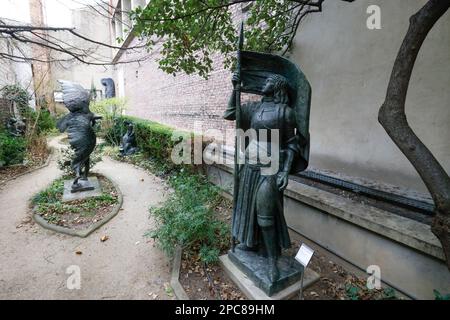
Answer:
25 108 56 135
0 129 26 166
90 97 127 143
105 116 225 264
105 116 194 173
32 179 64 204
434 290 450 300
146 170 229 264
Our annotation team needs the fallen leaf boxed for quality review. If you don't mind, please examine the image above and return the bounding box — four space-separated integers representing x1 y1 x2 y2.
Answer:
100 235 109 242
164 282 174 297
22 217 32 224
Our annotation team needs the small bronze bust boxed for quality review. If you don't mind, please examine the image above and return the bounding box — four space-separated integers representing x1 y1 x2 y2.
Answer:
119 121 138 156
101 78 116 99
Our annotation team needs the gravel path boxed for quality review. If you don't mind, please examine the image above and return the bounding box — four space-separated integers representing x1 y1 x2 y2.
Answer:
0 137 172 299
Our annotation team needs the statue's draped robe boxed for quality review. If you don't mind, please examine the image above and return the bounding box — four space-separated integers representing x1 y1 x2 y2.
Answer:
224 97 301 251
57 112 96 169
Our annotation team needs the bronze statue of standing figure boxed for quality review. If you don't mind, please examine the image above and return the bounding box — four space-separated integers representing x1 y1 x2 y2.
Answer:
224 24 311 296
57 80 102 193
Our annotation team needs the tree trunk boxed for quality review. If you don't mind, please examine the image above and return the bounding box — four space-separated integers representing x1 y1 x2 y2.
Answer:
378 0 450 269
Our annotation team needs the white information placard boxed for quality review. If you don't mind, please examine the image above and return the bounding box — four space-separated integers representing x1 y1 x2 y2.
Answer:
295 243 314 268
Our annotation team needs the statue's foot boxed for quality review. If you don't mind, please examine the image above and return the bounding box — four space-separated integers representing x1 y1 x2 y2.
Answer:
268 259 279 283
70 179 95 193
236 243 257 251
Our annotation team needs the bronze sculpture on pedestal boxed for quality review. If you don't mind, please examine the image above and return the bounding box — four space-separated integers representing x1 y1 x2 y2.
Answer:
119 121 138 156
56 80 101 193
224 24 311 296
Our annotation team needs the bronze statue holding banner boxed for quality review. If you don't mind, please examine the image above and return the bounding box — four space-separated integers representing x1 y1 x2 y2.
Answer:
224 24 311 296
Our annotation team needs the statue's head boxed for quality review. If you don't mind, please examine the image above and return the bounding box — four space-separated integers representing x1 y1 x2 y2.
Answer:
262 74 289 104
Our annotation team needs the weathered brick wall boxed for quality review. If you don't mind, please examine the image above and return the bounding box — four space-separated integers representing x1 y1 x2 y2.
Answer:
29 0 55 112
115 5 247 145
117 47 238 144
0 98 12 129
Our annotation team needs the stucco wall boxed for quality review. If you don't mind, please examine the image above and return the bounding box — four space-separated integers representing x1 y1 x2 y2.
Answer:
0 31 36 109
50 6 114 95
291 0 450 193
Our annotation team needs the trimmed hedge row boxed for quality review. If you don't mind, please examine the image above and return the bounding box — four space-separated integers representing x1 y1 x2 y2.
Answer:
105 115 198 172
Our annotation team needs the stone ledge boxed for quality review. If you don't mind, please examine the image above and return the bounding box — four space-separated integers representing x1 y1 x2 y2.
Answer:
284 180 444 261
204 152 444 262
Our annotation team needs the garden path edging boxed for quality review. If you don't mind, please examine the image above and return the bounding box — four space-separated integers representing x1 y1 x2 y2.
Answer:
170 245 190 300
32 173 123 238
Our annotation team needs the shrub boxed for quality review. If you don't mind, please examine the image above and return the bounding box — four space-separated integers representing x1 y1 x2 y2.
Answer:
1 84 56 134
90 97 127 144
0 84 54 168
105 116 195 173
0 84 30 113
105 116 225 264
146 171 229 264
434 290 450 300
26 108 56 134
32 179 64 204
0 129 26 166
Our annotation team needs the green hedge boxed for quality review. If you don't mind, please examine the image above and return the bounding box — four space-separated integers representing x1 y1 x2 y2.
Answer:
27 108 56 134
106 116 195 172
105 116 229 264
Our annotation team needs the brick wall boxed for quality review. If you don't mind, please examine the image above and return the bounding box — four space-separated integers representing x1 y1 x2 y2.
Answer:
117 46 240 144
0 98 12 129
115 5 248 145
29 0 55 112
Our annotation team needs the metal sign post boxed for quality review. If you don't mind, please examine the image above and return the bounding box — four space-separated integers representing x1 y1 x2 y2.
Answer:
295 243 315 300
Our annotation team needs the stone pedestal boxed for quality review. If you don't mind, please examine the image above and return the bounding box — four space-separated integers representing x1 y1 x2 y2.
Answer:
62 176 101 202
220 251 320 300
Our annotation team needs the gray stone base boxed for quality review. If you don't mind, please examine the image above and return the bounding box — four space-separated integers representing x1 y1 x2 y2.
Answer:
228 249 304 297
34 174 123 237
220 254 319 300
62 176 101 202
